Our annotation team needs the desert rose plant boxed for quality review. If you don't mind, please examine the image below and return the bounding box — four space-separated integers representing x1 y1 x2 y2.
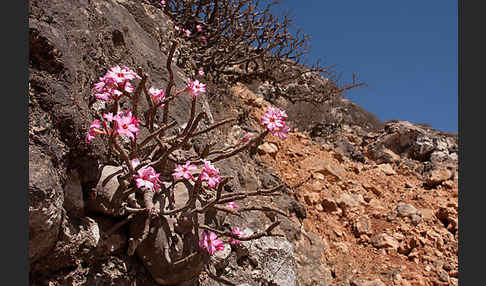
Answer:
85 37 290 284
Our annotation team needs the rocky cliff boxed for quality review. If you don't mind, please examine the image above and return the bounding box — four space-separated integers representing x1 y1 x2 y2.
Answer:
29 1 458 285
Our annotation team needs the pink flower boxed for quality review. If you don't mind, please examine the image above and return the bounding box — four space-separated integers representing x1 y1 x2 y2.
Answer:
134 165 162 192
241 132 251 143
130 158 141 169
92 66 140 101
173 161 197 180
226 201 238 209
95 92 111 101
161 0 165 5
103 112 115 122
198 70 205 76
124 81 135 93
174 25 180 31
196 24 202 32
85 119 103 143
107 66 129 84
113 110 139 141
108 66 140 82
93 80 108 92
200 160 222 188
149 87 166 105
191 80 206 95
261 106 287 131
272 124 289 140
85 132 96 143
185 79 206 97
184 29 191 37
199 231 224 255
180 79 206 97
112 89 123 99
229 227 245 246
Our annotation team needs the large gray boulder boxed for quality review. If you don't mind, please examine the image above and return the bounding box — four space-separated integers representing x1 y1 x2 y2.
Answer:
240 230 298 286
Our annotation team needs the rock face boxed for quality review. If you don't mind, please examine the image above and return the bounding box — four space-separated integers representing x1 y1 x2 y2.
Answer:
29 145 64 263
241 233 298 286
367 121 458 165
294 232 333 286
63 169 85 218
28 0 217 283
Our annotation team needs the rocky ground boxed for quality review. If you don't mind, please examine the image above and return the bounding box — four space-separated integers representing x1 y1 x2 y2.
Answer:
228 84 458 286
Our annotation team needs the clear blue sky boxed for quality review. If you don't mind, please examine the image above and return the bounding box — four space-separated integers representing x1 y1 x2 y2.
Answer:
275 1 458 133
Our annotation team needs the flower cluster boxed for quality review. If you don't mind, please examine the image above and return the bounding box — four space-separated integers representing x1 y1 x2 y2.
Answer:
226 201 238 209
105 110 140 141
261 106 290 139
200 160 222 188
134 165 162 192
173 160 197 180
199 231 224 255
174 25 193 38
85 110 140 143
180 78 206 97
93 66 141 102
229 227 245 246
172 159 222 188
85 119 104 143
148 87 166 106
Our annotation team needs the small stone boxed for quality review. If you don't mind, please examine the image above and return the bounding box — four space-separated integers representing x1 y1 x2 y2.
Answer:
359 279 386 286
307 158 345 182
396 202 420 218
313 173 325 180
304 192 321 205
393 232 405 241
310 181 325 192
425 168 453 187
337 193 365 209
378 163 396 175
354 216 372 235
437 269 450 282
333 242 348 254
321 198 338 213
362 182 382 197
372 233 399 250
368 199 385 210
258 142 279 155
442 180 454 189
410 214 422 225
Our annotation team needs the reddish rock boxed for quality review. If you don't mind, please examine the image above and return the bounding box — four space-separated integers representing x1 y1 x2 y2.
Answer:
378 163 397 176
425 168 453 187
321 198 339 212
304 192 321 205
258 142 279 155
353 216 372 235
372 233 399 250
